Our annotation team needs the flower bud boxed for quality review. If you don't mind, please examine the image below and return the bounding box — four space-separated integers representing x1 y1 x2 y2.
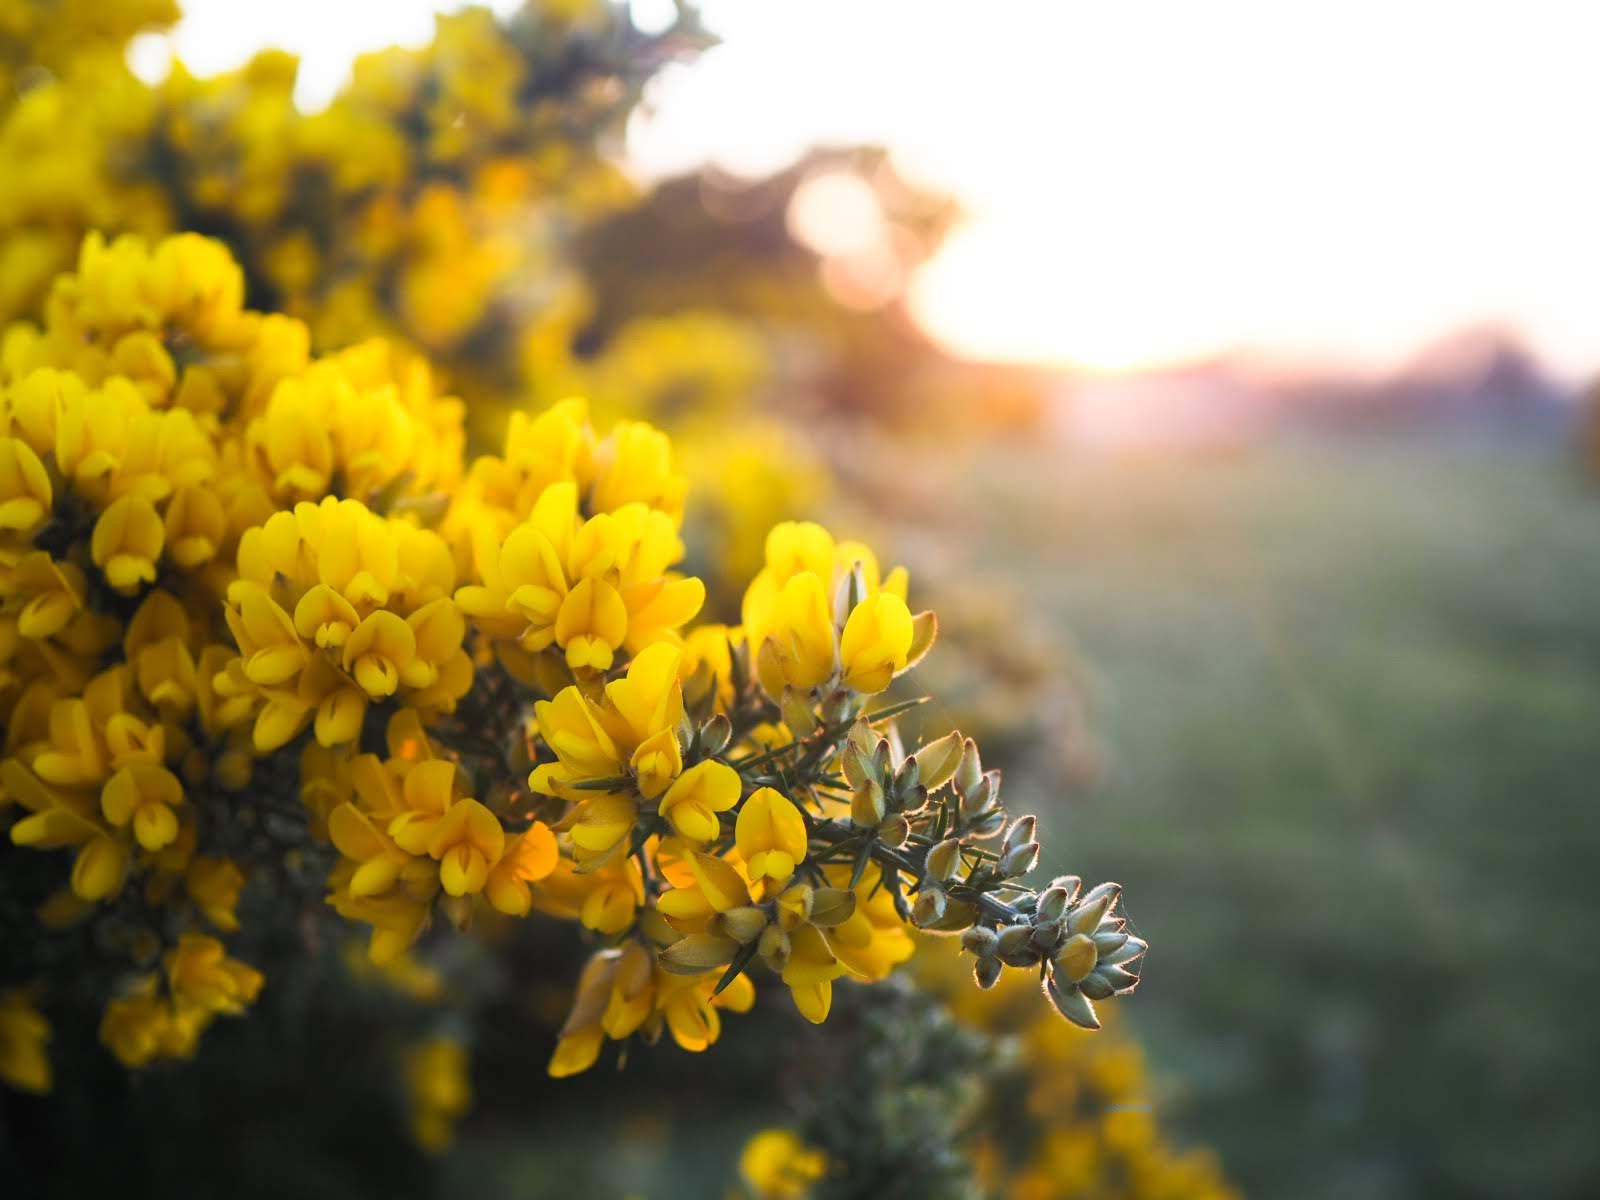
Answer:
776 883 814 929
851 779 886 828
758 924 790 972
1054 932 1098 983
698 713 732 757
999 841 1040 878
1045 975 1100 1029
1101 936 1148 967
808 887 856 927
996 923 1038 965
1048 875 1082 902
915 731 965 791
954 738 983 798
841 744 870 790
961 926 999 957
781 687 819 738
1002 815 1037 856
911 886 947 927
1092 930 1129 956
973 956 1002 989
959 775 995 822
716 906 770 944
925 837 963 883
876 814 910 847
872 738 892 779
1091 963 1142 994
894 753 921 795
1068 881 1122 934
1078 970 1116 1000
659 932 741 974
1036 885 1071 923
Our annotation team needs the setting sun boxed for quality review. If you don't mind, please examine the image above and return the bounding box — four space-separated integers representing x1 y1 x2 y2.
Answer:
628 0 1600 378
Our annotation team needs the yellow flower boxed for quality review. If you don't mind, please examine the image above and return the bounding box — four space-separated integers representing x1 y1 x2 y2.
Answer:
425 798 505 897
91 494 164 593
100 989 179 1069
758 572 836 694
7 552 85 640
186 857 246 932
554 575 628 671
529 686 622 799
781 922 845 1024
823 864 916 983
0 992 51 1094
163 933 263 1016
740 1129 828 1200
839 591 914 694
342 610 416 699
735 787 807 889
161 484 226 569
0 435 52 538
405 1037 471 1151
483 822 558 916
657 759 740 843
328 800 414 898
101 762 184 852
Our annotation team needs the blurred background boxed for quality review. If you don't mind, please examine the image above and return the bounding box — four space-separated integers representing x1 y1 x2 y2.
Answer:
5 1 1600 1197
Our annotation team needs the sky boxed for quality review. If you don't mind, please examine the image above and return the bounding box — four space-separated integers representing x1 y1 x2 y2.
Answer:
135 0 1600 378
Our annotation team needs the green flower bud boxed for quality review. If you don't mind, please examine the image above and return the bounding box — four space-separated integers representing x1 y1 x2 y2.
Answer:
716 906 771 944
876 814 911 847
996 923 1039 966
698 713 732 757
915 731 965 791
1068 882 1122 934
851 778 886 827
1002 815 1037 856
954 738 983 798
999 841 1040 878
1101 936 1148 967
926 837 963 882
781 687 819 738
1048 875 1082 902
1055 932 1098 983
660 933 741 974
961 926 1000 957
808 887 856 927
1092 930 1129 956
1037 885 1071 922
973 956 1002 989
1045 975 1101 1029
1091 963 1142 993
912 886 947 927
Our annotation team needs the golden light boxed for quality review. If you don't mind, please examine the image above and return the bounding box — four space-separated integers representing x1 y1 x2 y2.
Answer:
152 0 1600 378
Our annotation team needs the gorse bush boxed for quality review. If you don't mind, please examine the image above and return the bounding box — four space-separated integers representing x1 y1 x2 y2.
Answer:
0 5 1215 1196
0 231 1142 1104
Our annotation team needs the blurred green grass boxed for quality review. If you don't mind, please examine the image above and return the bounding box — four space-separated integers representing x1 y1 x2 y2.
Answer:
962 436 1600 1198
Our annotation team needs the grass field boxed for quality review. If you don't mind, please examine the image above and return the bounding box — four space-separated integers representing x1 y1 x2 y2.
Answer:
955 434 1600 1198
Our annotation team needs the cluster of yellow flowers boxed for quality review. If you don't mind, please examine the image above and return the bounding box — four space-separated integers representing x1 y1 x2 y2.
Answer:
0 1 686 389
0 232 1140 1107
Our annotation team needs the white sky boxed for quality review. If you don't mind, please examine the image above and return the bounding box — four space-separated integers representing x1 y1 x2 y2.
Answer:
138 0 1600 377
